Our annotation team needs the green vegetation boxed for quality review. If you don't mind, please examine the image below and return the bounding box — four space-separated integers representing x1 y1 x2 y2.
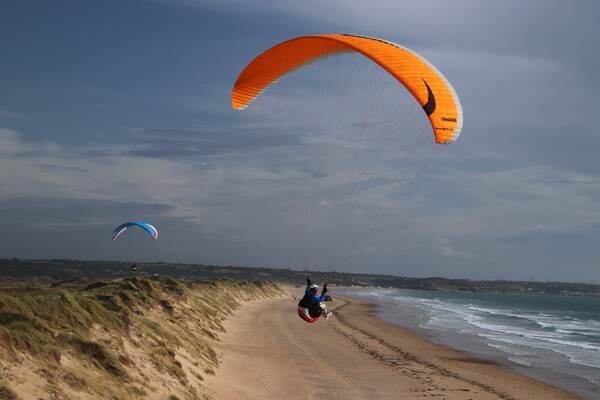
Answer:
0 382 19 400
0 277 279 399
2 258 599 296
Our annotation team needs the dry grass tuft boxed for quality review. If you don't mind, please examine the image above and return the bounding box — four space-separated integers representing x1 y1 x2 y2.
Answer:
0 382 19 400
0 277 281 399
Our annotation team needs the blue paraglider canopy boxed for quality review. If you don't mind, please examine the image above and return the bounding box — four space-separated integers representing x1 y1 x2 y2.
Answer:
112 221 159 240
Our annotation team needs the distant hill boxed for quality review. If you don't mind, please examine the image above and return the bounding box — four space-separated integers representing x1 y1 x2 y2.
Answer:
1 258 599 297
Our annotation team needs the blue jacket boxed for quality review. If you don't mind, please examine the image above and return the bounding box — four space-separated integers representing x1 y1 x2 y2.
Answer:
299 279 327 308
304 285 326 305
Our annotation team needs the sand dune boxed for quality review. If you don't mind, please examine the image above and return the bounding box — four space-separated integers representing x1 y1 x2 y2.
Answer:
0 278 280 399
206 289 580 400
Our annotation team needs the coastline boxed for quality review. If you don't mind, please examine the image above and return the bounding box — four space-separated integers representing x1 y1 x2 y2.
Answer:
205 287 580 399
340 288 600 400
334 294 584 399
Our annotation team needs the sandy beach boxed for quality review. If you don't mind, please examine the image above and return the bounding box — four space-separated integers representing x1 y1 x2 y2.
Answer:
205 288 581 400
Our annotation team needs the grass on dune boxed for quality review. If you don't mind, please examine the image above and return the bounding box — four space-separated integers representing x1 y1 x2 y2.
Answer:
0 382 19 400
0 276 280 399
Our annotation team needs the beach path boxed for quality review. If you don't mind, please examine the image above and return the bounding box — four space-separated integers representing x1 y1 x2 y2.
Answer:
204 291 580 400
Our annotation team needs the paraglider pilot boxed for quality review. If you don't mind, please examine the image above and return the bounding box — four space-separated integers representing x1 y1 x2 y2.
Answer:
297 277 331 323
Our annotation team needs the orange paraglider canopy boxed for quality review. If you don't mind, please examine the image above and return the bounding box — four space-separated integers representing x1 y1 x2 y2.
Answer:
232 34 462 144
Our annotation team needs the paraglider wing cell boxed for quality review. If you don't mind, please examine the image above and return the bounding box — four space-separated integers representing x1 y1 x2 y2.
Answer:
232 34 463 144
111 222 159 240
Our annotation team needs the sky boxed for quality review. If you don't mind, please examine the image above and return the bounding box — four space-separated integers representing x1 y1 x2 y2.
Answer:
1 0 600 282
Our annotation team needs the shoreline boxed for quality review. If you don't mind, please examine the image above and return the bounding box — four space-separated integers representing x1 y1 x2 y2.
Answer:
332 294 581 399
340 288 600 400
205 287 581 399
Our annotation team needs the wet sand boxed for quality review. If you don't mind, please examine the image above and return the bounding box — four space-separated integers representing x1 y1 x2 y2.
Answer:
205 288 580 399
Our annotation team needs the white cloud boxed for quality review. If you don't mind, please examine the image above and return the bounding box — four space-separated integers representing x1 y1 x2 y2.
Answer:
0 110 28 120
434 237 476 260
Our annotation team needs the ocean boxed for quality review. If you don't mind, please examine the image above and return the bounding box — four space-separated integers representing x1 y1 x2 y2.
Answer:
341 288 600 399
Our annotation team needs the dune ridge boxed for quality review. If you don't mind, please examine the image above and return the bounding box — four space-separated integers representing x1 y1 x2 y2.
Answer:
0 277 280 399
